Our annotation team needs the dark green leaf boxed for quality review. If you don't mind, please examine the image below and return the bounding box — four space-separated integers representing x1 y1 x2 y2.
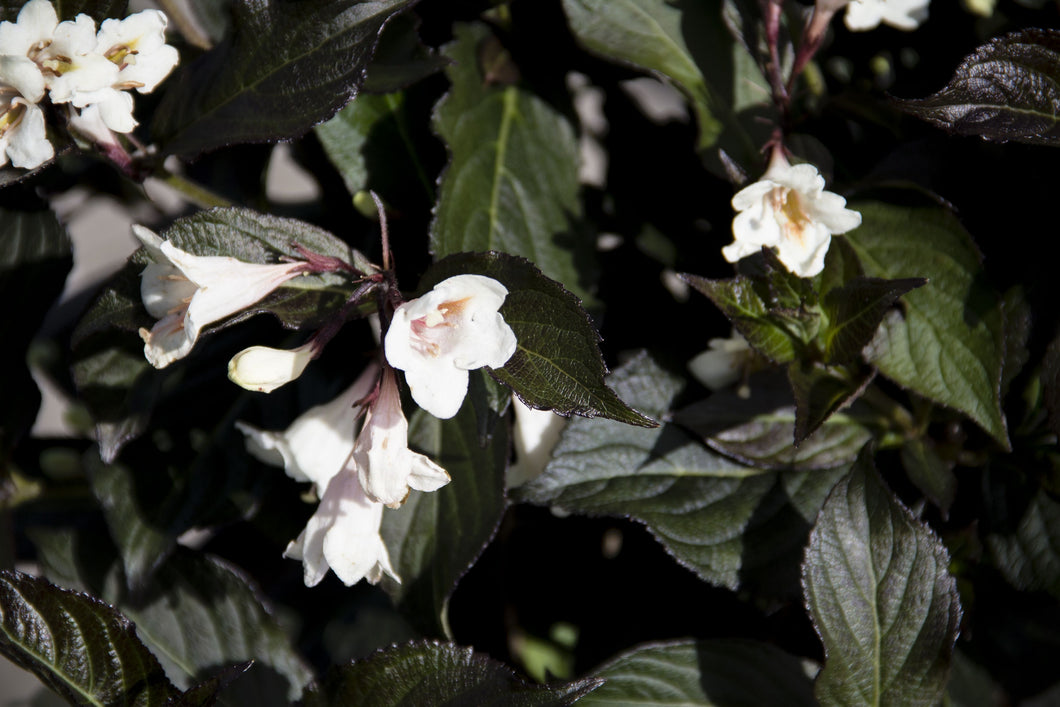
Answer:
897 29 1060 145
0 206 72 453
900 438 957 518
126 552 314 705
169 663 253 707
787 361 873 444
302 641 600 706
845 202 1008 447
815 235 865 300
820 277 926 364
682 273 803 364
516 353 846 591
32 532 314 707
314 91 434 205
803 449 962 707
153 0 416 157
419 252 654 427
430 23 597 305
561 0 726 150
676 373 877 470
70 327 156 463
0 569 179 706
1042 330 1060 440
362 12 446 93
578 639 816 707
381 393 509 637
983 470 1060 599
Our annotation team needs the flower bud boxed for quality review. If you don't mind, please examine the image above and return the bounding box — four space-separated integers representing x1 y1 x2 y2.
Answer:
228 343 314 393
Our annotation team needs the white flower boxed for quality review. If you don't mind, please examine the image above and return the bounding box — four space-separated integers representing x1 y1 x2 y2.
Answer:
844 0 929 31
133 225 308 369
237 362 380 491
228 343 316 393
284 467 398 587
0 56 52 168
688 334 753 391
0 0 58 57
507 396 567 488
384 274 517 419
65 9 178 133
723 152 861 278
353 367 450 508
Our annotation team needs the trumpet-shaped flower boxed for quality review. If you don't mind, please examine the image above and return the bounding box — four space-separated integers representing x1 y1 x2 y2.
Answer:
284 467 398 587
0 0 58 57
723 152 861 278
353 367 450 508
384 274 517 419
508 396 567 488
134 225 308 368
0 56 52 168
228 343 316 393
844 0 929 31
237 362 380 491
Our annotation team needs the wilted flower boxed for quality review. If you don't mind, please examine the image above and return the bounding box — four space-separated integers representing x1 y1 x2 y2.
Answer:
285 467 398 587
844 0 929 31
228 342 316 393
134 225 308 368
384 274 517 419
723 152 861 278
353 367 450 508
237 362 380 493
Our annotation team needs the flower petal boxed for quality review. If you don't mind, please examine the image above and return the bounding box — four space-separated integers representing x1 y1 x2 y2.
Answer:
5 101 53 169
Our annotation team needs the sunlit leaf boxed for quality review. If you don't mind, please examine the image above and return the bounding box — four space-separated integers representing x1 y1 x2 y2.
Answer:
578 639 815 706
430 22 597 304
682 273 802 364
897 29 1060 145
419 252 654 427
381 384 509 637
561 0 727 150
516 353 846 591
302 641 600 706
153 0 416 157
0 569 179 706
845 202 1008 447
803 449 962 707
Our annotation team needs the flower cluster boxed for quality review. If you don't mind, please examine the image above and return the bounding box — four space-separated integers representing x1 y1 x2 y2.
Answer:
0 0 178 169
723 151 862 278
239 364 451 586
231 273 516 586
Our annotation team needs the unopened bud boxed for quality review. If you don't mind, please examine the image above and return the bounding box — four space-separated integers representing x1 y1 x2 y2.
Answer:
228 343 314 393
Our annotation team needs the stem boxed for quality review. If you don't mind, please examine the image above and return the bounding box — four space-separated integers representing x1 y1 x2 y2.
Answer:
860 385 917 436
763 0 790 116
370 190 392 272
156 168 234 209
